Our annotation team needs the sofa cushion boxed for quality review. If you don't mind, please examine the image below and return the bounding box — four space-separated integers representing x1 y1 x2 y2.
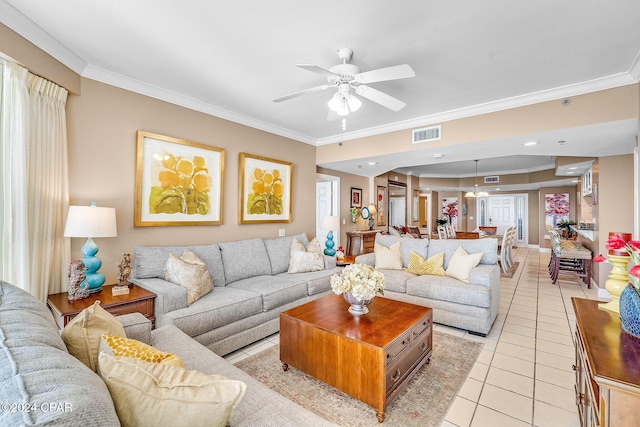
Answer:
227 276 308 311
428 238 498 267
374 242 403 270
100 334 184 367
374 269 417 293
275 267 342 295
406 251 446 276
446 247 483 283
376 234 429 267
405 275 492 308
219 238 272 283
159 287 263 337
99 353 246 427
288 238 324 273
0 281 120 426
164 250 214 305
264 233 308 274
61 301 126 372
134 244 226 287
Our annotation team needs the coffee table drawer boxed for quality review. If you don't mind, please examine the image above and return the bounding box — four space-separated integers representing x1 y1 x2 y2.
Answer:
385 333 432 395
386 333 412 367
411 314 431 339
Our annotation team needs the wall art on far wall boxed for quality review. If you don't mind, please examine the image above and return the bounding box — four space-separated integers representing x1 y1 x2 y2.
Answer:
134 131 225 227
441 197 459 225
350 187 363 208
544 193 570 228
377 186 387 226
239 152 292 224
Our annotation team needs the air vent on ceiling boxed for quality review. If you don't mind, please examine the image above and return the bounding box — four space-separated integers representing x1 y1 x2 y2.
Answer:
484 176 499 183
412 125 441 144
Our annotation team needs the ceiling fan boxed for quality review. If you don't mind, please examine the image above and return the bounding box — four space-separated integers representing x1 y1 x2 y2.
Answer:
273 47 415 117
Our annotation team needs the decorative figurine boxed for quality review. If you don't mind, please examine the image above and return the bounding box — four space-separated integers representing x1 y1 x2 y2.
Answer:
117 253 133 287
68 259 90 301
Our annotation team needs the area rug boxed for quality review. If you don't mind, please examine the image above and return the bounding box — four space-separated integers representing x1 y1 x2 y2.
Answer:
235 331 483 427
500 261 519 278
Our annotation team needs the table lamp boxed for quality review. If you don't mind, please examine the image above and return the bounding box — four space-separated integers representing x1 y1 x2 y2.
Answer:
367 204 377 230
320 215 340 256
64 202 117 293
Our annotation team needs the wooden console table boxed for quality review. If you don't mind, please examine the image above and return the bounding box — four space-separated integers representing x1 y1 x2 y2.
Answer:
572 297 640 426
48 284 156 329
346 230 379 256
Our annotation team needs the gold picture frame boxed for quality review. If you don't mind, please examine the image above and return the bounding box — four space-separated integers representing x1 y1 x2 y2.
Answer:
134 131 225 226
239 152 292 224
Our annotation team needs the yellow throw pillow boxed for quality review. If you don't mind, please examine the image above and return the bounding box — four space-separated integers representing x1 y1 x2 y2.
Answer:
288 237 324 273
61 300 126 372
374 242 403 270
164 249 214 305
98 353 247 427
446 247 483 283
100 334 184 368
406 251 446 276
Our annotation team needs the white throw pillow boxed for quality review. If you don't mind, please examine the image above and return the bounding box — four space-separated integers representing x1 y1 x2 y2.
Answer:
446 247 483 283
374 242 403 270
288 238 324 273
164 249 214 305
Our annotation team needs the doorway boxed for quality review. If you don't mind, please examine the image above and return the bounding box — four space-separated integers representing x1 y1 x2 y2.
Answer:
388 182 407 227
477 194 528 246
316 174 340 248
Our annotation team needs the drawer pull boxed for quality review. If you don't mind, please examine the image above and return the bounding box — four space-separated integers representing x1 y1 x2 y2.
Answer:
420 341 427 352
391 369 401 382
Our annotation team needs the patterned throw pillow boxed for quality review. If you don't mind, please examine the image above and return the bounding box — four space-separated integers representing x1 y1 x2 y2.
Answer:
100 334 184 368
98 353 246 427
374 242 403 270
61 301 126 372
406 251 446 276
164 249 214 305
446 247 483 283
288 237 324 273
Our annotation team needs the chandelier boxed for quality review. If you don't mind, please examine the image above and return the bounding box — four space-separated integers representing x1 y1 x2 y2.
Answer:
465 160 489 198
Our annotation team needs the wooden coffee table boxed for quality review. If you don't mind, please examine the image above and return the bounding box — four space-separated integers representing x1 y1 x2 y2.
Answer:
280 294 432 422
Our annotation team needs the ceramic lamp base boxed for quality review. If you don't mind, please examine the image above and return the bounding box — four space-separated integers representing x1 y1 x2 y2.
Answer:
324 230 336 256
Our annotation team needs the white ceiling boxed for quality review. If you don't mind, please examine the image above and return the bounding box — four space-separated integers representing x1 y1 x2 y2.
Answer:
2 0 640 187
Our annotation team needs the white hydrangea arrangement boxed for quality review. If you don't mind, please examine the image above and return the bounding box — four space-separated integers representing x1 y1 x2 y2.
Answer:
330 263 385 302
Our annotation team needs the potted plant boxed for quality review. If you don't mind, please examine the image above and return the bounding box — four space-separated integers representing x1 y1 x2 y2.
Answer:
556 219 576 239
436 218 448 226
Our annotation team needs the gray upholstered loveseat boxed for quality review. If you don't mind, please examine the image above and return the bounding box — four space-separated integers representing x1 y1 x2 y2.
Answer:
0 281 337 426
131 233 341 356
356 234 500 336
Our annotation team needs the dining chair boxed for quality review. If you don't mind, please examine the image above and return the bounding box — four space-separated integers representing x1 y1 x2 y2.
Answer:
437 225 447 239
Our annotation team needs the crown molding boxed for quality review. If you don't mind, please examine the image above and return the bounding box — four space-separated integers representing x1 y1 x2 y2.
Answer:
629 50 640 81
316 72 638 146
82 64 317 145
0 0 87 73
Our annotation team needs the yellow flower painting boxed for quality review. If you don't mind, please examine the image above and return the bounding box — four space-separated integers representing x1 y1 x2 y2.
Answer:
149 152 212 215
246 167 283 215
239 153 292 224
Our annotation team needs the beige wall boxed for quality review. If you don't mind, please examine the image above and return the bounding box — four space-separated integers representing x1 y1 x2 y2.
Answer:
65 79 318 285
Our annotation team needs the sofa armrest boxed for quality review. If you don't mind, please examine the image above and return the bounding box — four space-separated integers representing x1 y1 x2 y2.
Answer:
323 255 337 270
117 313 152 345
355 253 375 266
132 277 188 318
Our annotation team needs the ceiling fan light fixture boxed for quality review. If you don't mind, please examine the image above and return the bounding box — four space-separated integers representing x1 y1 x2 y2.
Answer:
346 94 362 112
337 98 350 116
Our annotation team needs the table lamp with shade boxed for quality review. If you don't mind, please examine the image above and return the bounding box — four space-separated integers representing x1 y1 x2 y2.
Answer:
367 204 377 230
64 202 117 293
320 215 340 256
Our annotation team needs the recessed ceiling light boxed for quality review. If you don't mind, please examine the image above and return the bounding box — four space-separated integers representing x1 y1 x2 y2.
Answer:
523 141 539 146
367 162 377 166
566 172 575 175
433 153 443 158
572 180 579 183
569 167 578 170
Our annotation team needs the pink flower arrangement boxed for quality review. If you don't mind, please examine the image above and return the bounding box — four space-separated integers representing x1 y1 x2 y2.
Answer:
594 234 640 290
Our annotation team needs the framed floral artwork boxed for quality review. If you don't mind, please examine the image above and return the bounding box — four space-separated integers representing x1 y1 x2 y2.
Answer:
350 187 363 208
376 186 386 226
134 131 225 227
239 153 292 224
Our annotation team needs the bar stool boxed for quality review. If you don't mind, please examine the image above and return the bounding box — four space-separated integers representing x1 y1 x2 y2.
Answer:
548 229 592 287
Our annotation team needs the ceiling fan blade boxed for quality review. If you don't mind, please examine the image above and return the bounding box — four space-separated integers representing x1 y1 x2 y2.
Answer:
354 64 416 84
273 85 329 103
297 64 341 80
356 85 406 111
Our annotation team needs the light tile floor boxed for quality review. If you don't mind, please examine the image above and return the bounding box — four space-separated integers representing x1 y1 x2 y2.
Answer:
224 247 601 427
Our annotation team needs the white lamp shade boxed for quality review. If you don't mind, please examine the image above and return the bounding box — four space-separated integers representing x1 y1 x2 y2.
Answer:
367 204 377 214
321 215 340 232
64 205 117 238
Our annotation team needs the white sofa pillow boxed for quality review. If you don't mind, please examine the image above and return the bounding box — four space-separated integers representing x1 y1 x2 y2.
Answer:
446 246 483 283
374 242 403 270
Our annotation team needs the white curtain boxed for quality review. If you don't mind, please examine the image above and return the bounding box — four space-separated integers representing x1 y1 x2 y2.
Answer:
1 61 70 301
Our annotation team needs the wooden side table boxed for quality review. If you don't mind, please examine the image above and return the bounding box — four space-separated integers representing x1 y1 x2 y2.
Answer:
47 284 156 329
345 230 379 256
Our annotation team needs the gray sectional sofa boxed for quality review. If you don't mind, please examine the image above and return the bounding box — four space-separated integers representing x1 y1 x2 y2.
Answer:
131 233 342 356
356 234 501 335
0 281 338 426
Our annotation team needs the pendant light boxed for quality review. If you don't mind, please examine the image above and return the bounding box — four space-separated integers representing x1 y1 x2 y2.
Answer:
465 160 489 198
